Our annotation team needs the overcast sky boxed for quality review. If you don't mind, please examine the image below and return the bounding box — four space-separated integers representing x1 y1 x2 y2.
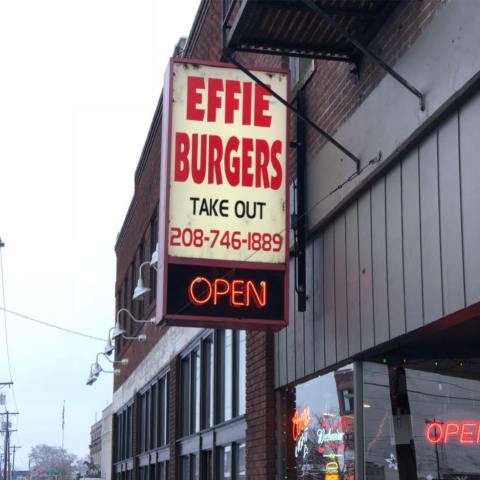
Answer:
0 0 200 469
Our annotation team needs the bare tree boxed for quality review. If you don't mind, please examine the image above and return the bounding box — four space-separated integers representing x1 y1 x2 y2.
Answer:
29 445 78 480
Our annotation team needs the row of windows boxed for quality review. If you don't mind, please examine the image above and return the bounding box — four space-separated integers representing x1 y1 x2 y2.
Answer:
114 329 246 478
180 330 246 438
116 209 158 353
114 370 168 462
138 372 170 453
138 462 169 480
114 404 133 462
179 443 245 480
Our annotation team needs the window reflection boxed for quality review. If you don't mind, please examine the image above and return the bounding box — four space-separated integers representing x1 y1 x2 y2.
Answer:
280 365 355 479
217 445 232 480
364 360 480 479
238 331 246 416
224 330 233 421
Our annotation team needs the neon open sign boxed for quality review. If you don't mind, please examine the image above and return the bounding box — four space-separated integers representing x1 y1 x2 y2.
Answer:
425 420 480 445
165 264 284 326
188 277 267 308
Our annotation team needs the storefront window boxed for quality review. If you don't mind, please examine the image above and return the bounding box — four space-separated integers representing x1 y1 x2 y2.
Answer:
202 334 214 429
217 445 232 480
238 331 246 416
235 443 246 480
280 365 355 479
180 456 190 480
224 330 233 421
363 360 480 479
156 461 169 480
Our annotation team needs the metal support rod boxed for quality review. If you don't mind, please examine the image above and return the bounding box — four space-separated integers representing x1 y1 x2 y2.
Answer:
226 52 361 171
301 0 425 110
294 89 306 312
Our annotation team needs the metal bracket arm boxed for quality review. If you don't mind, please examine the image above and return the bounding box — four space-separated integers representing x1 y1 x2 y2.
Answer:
301 0 425 111
226 53 361 171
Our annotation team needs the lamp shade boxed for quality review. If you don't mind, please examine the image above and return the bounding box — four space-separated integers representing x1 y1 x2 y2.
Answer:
132 278 151 301
150 244 158 270
111 322 126 340
86 374 97 386
104 338 115 356
91 362 102 377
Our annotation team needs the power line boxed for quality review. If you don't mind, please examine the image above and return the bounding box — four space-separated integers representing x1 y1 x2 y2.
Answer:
0 245 14 386
0 241 20 453
0 307 106 342
0 242 19 431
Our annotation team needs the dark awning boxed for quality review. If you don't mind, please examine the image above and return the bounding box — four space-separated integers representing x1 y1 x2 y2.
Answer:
225 0 400 64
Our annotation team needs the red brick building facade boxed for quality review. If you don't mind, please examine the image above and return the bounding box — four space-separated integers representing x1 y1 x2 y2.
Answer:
110 1 480 479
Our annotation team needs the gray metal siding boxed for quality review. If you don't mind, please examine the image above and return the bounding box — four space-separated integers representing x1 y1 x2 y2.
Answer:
345 203 361 357
324 225 336 366
275 93 480 387
358 192 375 351
313 235 325 372
419 131 444 324
304 242 315 376
459 94 480 305
438 114 465 315
371 178 389 344
401 148 424 332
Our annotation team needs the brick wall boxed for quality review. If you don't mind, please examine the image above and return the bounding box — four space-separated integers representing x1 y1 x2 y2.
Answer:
246 331 276 480
302 0 444 157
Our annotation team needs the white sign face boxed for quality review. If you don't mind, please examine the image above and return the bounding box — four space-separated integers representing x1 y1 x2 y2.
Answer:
167 61 288 264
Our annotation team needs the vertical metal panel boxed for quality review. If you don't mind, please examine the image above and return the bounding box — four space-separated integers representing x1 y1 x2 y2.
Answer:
386 164 406 338
438 114 466 315
324 225 337 366
287 260 296 383
295 282 305 380
401 148 424 331
313 234 326 372
274 326 279 388
459 93 480 305
277 320 287 387
371 179 389 344
419 132 444 324
358 192 374 351
334 216 348 362
346 202 361 356
304 241 315 376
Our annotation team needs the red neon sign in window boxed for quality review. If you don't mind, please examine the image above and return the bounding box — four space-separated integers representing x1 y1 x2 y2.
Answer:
292 407 311 441
425 420 480 445
188 276 267 308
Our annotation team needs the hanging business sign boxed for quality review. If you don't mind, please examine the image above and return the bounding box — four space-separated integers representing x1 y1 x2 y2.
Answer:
156 58 289 330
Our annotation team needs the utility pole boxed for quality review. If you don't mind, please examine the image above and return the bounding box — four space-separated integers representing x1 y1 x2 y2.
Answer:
1 411 18 480
10 447 20 475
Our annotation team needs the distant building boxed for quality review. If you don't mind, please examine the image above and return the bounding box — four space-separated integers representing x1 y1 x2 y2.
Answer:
88 420 102 478
88 405 112 480
100 405 112 480
12 471 30 480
